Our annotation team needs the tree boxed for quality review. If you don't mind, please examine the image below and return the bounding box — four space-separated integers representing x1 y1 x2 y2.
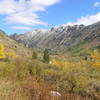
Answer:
91 49 100 68
43 49 50 63
32 51 37 59
0 43 6 59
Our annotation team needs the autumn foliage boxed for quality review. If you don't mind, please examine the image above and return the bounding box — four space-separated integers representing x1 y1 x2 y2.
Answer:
0 43 6 59
91 49 100 68
0 43 100 100
0 42 16 60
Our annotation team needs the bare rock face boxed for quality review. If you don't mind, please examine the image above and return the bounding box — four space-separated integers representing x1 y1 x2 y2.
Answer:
10 22 100 51
50 91 61 97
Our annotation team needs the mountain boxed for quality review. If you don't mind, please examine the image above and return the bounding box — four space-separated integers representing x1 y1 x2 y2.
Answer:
10 22 100 52
0 30 32 58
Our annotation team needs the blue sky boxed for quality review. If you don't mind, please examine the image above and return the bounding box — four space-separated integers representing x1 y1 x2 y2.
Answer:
0 0 100 35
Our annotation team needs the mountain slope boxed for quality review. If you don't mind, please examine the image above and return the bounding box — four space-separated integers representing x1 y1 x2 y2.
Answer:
11 22 100 51
0 30 32 58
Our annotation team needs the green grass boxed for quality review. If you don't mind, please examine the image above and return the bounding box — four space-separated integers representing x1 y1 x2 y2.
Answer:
66 41 86 56
89 45 100 51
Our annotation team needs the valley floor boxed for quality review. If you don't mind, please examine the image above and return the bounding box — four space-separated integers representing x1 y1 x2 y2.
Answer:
0 52 100 100
0 45 100 100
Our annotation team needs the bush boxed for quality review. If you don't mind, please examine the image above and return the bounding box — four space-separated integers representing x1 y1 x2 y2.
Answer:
43 49 50 63
32 51 37 59
0 43 6 60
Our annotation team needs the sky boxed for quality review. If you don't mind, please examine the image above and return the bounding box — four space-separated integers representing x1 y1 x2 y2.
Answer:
0 0 100 35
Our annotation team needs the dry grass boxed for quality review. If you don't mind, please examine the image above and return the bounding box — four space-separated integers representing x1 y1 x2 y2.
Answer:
0 77 97 100
0 49 99 100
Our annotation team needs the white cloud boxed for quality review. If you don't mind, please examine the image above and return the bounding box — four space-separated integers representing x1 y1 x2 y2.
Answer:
11 26 32 30
94 2 100 7
4 12 48 26
31 0 61 6
66 12 100 26
0 0 60 30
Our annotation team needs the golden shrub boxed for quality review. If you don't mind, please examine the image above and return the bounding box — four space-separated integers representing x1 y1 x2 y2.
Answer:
91 49 100 68
0 43 6 59
8 51 16 58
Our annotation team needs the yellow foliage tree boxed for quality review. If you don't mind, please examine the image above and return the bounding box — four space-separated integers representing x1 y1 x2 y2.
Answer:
0 43 6 59
91 49 100 68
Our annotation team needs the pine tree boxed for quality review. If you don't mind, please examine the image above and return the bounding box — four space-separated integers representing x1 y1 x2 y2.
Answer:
43 49 50 63
0 43 6 59
32 51 37 59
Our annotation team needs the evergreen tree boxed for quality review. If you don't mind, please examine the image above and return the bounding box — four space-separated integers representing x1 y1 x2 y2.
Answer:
43 49 50 63
32 51 37 59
